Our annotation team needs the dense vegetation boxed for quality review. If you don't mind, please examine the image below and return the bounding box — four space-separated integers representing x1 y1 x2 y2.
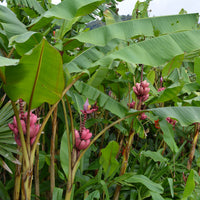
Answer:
0 0 200 199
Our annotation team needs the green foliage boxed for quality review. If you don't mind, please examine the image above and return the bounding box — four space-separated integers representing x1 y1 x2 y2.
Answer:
100 141 119 179
4 39 65 109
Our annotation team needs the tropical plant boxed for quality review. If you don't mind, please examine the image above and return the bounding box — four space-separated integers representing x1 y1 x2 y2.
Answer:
0 0 200 199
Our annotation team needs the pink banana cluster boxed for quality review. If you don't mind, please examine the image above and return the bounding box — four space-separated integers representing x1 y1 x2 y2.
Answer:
158 87 165 92
8 112 40 146
75 99 98 151
166 117 177 127
133 80 150 102
127 101 135 109
75 128 92 150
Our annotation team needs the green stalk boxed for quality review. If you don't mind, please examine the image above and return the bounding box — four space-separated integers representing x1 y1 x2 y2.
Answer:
31 73 83 164
34 145 40 200
113 131 135 200
13 150 22 200
62 99 73 200
50 106 58 199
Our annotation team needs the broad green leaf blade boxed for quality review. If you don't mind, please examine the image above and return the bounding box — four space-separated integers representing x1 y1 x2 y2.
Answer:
0 56 19 67
133 117 145 138
182 169 195 199
9 31 43 56
5 39 65 109
60 131 69 179
162 54 184 77
74 81 128 118
52 187 63 200
159 119 178 153
94 30 200 67
29 0 105 30
194 57 200 84
87 67 108 88
100 141 119 179
149 83 183 104
0 5 27 38
74 14 198 46
141 150 168 162
126 174 164 194
150 191 165 200
149 107 200 126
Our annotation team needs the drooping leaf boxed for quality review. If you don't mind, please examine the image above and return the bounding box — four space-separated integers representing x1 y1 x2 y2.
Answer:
29 0 105 30
150 191 165 200
52 187 63 200
149 83 183 104
125 174 164 194
182 169 195 199
74 14 198 46
159 119 178 153
4 38 65 109
9 31 43 56
94 30 200 67
162 54 184 77
149 106 200 126
194 57 200 85
0 56 19 67
141 150 168 163
87 67 108 88
60 131 69 179
100 141 119 179
0 5 27 38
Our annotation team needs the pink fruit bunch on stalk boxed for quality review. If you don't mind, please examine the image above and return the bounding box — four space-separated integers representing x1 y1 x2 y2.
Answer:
75 128 92 150
75 99 98 151
133 80 150 102
158 87 165 92
166 117 177 127
127 101 135 109
8 112 40 146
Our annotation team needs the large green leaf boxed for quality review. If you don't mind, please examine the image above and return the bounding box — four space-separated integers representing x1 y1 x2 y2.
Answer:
141 150 168 163
9 31 43 56
0 5 27 38
74 81 128 118
74 14 198 46
149 107 200 126
29 0 105 30
4 38 65 109
100 141 119 179
94 30 200 67
125 174 164 194
0 56 19 67
182 170 195 199
159 119 178 153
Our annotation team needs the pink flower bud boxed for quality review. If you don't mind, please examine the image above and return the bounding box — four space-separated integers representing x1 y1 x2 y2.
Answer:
158 87 165 92
140 112 147 120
